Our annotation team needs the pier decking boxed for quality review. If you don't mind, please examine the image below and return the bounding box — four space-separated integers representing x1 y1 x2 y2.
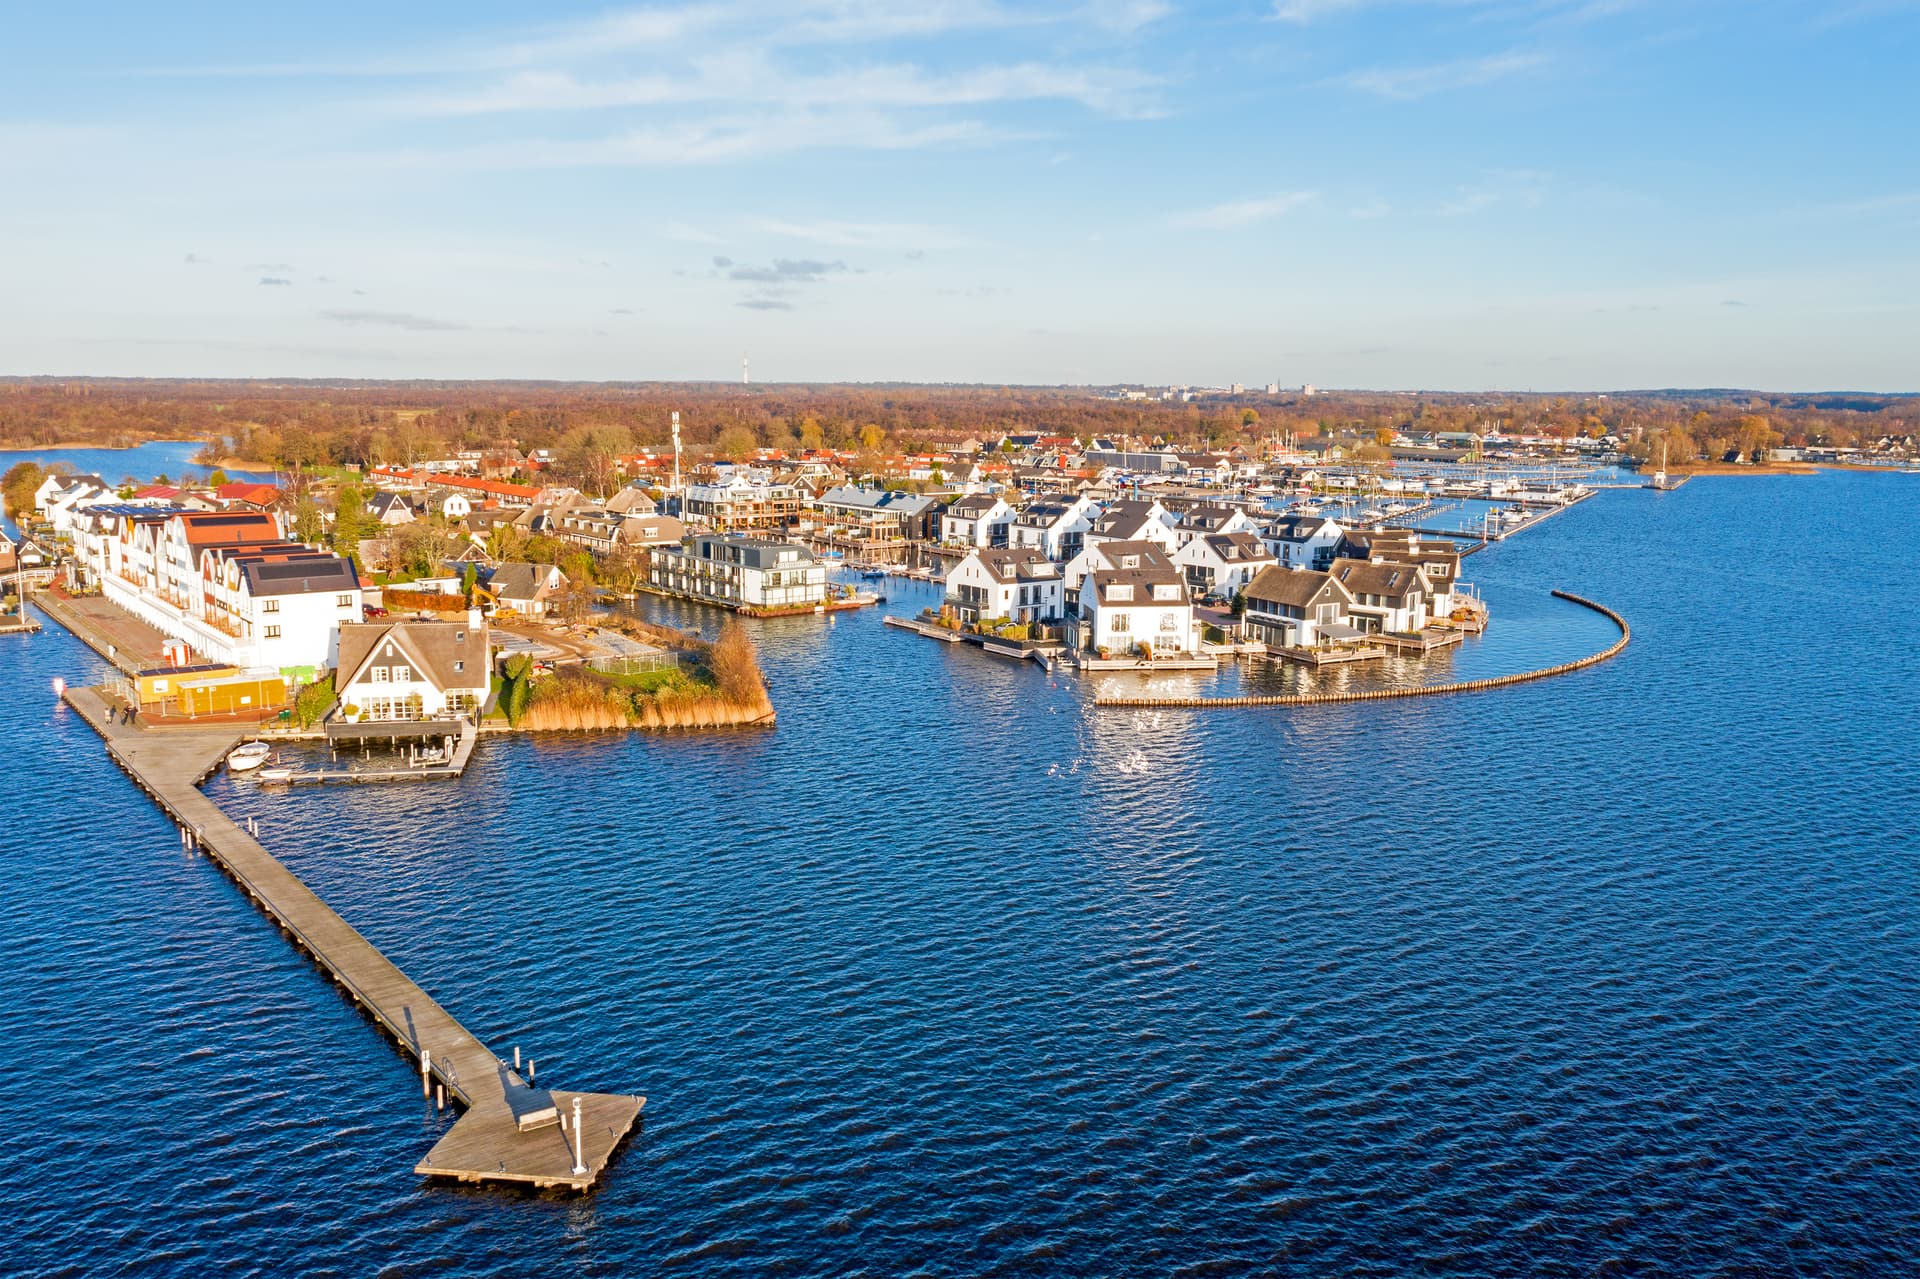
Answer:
65 687 643 1191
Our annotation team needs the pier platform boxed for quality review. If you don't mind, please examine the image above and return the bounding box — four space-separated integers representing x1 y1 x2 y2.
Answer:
64 686 644 1191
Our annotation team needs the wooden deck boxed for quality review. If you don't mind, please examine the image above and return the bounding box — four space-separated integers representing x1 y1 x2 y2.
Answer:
64 686 644 1191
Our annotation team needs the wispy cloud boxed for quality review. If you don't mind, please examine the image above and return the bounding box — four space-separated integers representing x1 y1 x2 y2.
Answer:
320 308 469 331
728 258 850 284
258 276 292 287
1272 0 1368 20
749 218 970 249
738 297 796 311
1170 191 1318 230
1343 51 1547 99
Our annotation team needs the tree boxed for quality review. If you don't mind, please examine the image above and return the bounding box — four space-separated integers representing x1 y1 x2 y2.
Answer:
716 426 757 461
2 461 45 518
1240 408 1260 428
291 498 325 544
1230 589 1247 618
461 562 478 601
208 469 229 488
332 484 368 561
858 424 886 453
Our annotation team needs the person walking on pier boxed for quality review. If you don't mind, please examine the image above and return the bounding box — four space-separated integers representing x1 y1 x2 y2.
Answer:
125 703 137 726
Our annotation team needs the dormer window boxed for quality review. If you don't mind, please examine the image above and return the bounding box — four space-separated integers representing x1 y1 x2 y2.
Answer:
1109 583 1133 601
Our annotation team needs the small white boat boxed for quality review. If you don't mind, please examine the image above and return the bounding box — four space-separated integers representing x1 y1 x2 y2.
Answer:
228 742 273 772
256 767 293 784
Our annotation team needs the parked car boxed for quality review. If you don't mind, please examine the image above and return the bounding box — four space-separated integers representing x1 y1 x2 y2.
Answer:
362 604 389 618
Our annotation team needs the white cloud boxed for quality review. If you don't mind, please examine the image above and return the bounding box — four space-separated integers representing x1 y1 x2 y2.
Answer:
1170 191 1318 229
748 218 972 249
1342 50 1546 99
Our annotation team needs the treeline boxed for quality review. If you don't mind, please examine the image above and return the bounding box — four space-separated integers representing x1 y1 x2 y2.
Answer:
2 380 1914 481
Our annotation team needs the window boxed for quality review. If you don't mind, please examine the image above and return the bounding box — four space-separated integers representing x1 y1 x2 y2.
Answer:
370 667 390 683
264 625 281 639
1160 614 1178 632
262 599 280 613
453 661 464 673
337 594 354 607
392 666 411 683
1112 614 1131 633
454 631 465 642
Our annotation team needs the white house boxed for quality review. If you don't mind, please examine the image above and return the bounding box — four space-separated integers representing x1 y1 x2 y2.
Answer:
1174 531 1276 599
441 492 473 521
335 618 490 721
1169 503 1258 549
1008 494 1099 561
1241 566 1360 649
1262 515 1346 571
1082 497 1177 551
939 493 1014 548
1076 544 1199 655
1328 559 1435 634
943 548 1064 625
648 533 828 610
370 491 417 526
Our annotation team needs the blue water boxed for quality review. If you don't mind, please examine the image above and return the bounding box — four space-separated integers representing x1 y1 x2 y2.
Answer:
3 471 1917 1275
0 440 272 489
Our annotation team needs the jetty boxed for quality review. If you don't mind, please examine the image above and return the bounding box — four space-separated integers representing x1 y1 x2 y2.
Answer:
64 686 644 1191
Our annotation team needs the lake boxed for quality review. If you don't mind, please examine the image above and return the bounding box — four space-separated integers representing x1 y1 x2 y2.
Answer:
2 469 1915 1275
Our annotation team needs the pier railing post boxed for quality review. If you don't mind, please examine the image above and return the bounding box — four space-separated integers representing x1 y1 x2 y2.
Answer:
571 1096 586 1175
421 1046 431 1097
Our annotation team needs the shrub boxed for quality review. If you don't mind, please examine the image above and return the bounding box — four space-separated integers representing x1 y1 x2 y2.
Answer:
293 674 337 728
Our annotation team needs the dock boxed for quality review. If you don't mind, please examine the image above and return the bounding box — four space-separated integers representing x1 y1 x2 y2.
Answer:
64 686 644 1191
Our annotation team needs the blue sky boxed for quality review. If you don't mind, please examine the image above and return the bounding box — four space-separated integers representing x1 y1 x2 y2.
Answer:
3 0 1916 389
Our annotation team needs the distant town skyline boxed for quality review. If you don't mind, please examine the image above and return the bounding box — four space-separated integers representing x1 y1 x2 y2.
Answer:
4 1 1917 390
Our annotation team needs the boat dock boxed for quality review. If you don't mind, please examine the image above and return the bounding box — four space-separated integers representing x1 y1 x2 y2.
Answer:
64 685 644 1191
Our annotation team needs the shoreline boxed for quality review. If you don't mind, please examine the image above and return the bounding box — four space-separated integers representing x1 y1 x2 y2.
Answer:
0 438 210 453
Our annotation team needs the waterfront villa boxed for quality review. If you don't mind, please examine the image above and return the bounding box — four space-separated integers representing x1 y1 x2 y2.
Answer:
943 548 1063 626
680 470 802 534
91 509 360 674
1174 531 1276 600
1074 544 1199 656
1262 515 1346 571
1328 560 1436 634
939 493 1014 548
487 562 570 617
1241 566 1359 650
1169 503 1259 549
1082 498 1178 551
1008 495 1099 561
648 533 828 611
335 618 490 721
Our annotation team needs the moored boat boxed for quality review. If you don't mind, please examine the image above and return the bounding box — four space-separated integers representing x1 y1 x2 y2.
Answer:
227 741 273 772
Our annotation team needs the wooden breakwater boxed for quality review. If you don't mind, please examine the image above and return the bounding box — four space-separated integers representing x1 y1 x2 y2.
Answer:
63 686 645 1191
1094 591 1629 709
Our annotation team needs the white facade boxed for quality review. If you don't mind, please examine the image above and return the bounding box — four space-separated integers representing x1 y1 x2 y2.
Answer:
1080 575 1199 655
649 534 827 610
939 496 1014 548
943 549 1063 624
1174 534 1276 599
1007 495 1099 561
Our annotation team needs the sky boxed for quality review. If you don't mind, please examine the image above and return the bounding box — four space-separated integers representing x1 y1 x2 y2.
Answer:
2 0 1917 390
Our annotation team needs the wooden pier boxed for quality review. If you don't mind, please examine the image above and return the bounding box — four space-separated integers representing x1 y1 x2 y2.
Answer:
64 686 644 1191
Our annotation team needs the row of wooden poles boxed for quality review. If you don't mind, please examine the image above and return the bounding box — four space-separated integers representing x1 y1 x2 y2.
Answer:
1093 590 1630 709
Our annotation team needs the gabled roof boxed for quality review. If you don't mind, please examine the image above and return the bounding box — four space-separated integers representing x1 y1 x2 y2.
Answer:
1202 531 1274 563
944 492 1005 517
489 561 566 600
1266 514 1342 542
1245 566 1354 610
1331 559 1431 602
337 620 486 693
969 548 1059 584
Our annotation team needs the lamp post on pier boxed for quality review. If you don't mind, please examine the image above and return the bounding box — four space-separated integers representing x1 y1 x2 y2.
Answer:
571 1096 586 1176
